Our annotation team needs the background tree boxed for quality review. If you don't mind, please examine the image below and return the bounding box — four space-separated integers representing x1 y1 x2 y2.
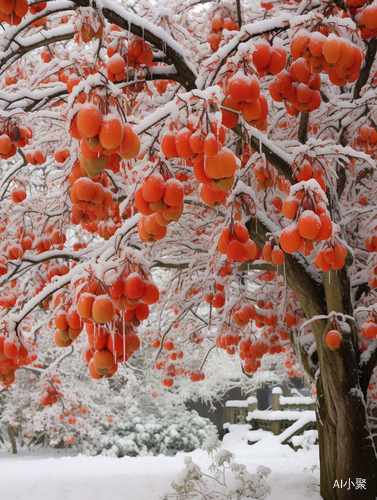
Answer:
0 0 377 499
0 316 261 455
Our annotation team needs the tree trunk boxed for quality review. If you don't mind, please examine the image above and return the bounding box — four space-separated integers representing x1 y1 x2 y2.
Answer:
246 218 377 499
315 329 377 500
7 425 17 454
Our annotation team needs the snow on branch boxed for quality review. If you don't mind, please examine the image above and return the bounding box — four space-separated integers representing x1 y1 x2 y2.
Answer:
0 85 68 112
134 96 188 135
300 312 355 331
201 15 291 88
151 260 190 269
0 156 27 195
0 0 197 91
76 0 198 90
0 14 75 74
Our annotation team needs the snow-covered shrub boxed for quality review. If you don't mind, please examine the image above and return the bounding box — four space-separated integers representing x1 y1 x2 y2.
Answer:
162 437 271 500
82 411 218 457
291 430 318 451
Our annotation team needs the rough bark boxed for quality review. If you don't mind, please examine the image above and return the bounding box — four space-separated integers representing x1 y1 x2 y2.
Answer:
314 268 377 499
316 327 377 500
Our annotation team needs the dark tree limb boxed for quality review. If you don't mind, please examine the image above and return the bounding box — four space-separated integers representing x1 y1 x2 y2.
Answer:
336 160 347 199
354 281 371 303
323 269 354 319
290 333 317 382
298 112 309 145
0 85 68 113
322 268 357 358
354 37 377 100
249 132 295 184
240 261 275 272
147 65 179 82
236 0 242 28
0 1 197 91
360 347 377 397
0 249 83 288
151 260 190 269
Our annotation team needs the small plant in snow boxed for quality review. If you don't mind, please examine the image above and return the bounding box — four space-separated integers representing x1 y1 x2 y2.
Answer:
301 431 318 451
304 465 320 474
168 457 204 499
162 437 271 500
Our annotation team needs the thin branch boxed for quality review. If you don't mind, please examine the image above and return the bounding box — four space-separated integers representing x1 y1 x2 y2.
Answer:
0 249 83 288
0 85 68 112
207 18 290 87
7 425 17 454
197 343 216 369
151 260 189 269
0 22 75 75
47 344 75 371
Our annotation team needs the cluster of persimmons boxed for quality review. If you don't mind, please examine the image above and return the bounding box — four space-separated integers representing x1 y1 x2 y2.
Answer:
52 263 159 380
0 331 37 387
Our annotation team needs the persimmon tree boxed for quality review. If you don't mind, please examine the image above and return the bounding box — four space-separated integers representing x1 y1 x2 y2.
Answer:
1 0 377 498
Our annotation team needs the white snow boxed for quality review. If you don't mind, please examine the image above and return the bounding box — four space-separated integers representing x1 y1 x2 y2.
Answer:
226 400 249 407
247 409 316 422
0 424 321 500
271 387 283 394
280 396 315 406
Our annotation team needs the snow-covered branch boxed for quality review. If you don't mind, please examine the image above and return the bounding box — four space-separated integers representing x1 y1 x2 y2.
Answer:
77 0 198 90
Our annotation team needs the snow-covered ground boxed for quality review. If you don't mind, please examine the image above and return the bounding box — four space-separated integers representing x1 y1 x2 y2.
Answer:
0 425 321 500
